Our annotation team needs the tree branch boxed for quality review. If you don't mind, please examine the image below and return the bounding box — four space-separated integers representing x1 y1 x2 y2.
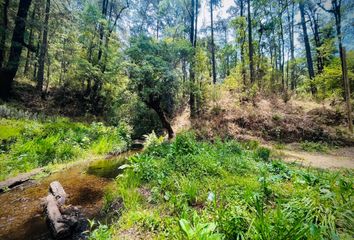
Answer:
317 1 334 13
109 1 129 34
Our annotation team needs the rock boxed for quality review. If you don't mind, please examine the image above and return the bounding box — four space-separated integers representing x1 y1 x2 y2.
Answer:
131 139 144 149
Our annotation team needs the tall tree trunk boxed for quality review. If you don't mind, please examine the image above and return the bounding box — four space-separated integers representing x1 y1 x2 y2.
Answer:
240 0 246 87
37 0 50 93
194 0 198 47
0 0 9 68
97 0 108 64
210 0 216 84
0 0 32 100
308 5 324 74
247 0 254 84
189 0 196 118
299 0 315 94
331 0 352 132
287 1 295 90
24 7 36 76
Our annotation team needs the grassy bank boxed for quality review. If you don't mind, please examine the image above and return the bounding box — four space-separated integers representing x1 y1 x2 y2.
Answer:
99 132 353 240
0 117 130 181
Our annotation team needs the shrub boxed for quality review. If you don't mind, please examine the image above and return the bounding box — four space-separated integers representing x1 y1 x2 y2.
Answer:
300 141 329 153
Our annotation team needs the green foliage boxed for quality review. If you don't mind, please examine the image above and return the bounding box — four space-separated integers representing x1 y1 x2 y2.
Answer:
0 118 130 180
179 218 222 240
143 131 165 150
88 220 112 240
108 132 353 239
308 52 354 100
127 35 180 114
300 141 330 153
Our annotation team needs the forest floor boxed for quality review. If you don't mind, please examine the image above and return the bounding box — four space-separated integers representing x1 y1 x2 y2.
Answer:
172 90 354 169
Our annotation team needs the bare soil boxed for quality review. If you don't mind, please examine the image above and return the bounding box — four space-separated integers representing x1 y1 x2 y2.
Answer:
172 91 354 169
276 146 354 169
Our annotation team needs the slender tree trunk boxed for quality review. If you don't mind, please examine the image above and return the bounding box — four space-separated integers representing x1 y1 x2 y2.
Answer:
97 0 108 64
24 7 36 76
240 0 246 87
299 0 316 94
0 0 9 68
247 0 254 84
0 0 32 100
287 1 295 90
194 0 198 47
280 12 285 91
210 0 216 84
37 0 50 93
331 0 353 132
341 48 352 132
312 16 324 74
44 55 50 96
189 0 196 117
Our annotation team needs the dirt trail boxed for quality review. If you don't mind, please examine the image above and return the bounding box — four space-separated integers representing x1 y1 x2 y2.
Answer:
277 147 354 169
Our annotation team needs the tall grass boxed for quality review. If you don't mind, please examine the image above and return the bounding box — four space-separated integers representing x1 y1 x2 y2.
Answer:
106 132 353 239
0 118 131 180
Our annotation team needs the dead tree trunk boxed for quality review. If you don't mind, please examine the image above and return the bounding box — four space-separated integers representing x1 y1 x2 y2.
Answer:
44 181 70 238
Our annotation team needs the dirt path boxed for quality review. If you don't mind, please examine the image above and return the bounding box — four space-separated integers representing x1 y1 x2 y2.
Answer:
276 147 354 169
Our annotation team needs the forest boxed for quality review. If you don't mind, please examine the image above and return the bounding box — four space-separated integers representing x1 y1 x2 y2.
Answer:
0 0 353 239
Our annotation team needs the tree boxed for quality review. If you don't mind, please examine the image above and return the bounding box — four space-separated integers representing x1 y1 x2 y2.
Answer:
247 0 254 84
127 36 179 139
306 1 324 74
0 0 32 100
299 0 316 94
210 0 219 84
189 0 197 117
287 0 296 89
318 0 352 132
0 0 9 68
37 0 50 94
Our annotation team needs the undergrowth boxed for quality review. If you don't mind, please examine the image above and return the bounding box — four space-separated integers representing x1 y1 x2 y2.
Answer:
0 118 131 181
103 132 353 239
300 141 330 153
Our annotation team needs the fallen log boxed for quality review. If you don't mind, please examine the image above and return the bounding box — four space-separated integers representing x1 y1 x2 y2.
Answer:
45 194 70 238
0 168 43 193
43 181 89 239
49 181 67 206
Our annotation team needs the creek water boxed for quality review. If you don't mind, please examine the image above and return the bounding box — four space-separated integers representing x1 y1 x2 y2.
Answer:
0 151 136 240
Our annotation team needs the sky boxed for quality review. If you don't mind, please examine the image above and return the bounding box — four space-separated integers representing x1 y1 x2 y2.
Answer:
198 0 235 29
197 0 354 50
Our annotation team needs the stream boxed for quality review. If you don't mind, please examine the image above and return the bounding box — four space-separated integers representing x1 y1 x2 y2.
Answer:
0 151 136 240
